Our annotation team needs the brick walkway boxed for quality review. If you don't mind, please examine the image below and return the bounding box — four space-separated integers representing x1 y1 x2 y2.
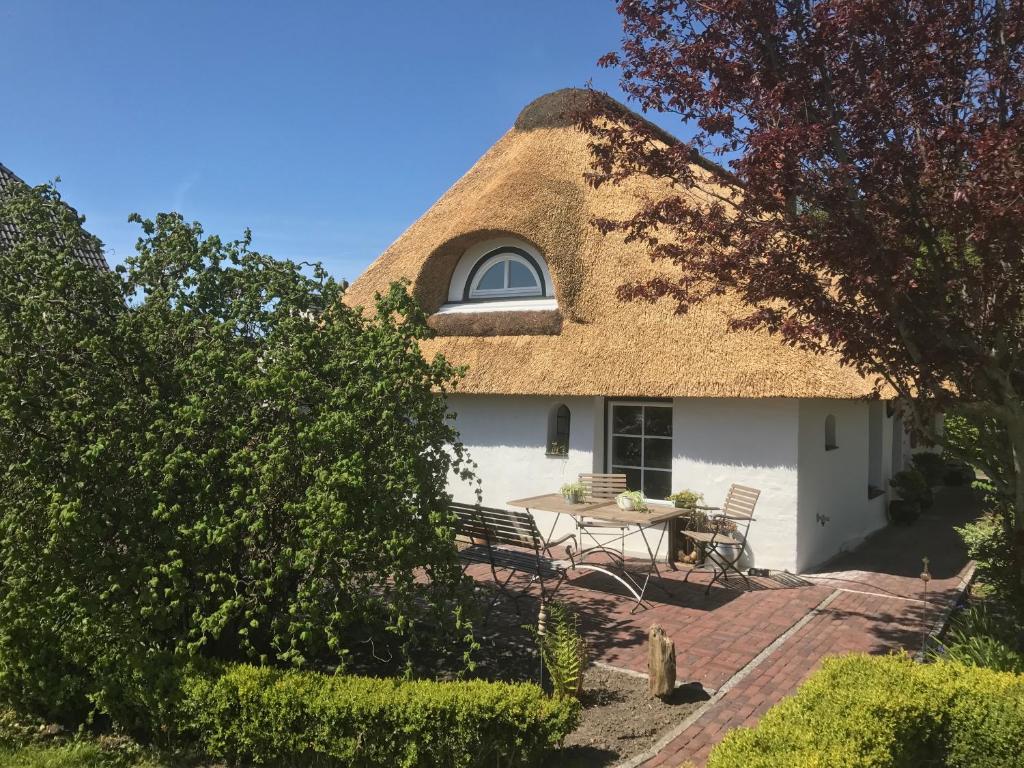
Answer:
465 486 978 767
634 486 977 768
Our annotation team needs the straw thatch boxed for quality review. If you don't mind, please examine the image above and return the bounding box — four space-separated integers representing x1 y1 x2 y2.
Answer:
427 310 562 337
345 89 879 399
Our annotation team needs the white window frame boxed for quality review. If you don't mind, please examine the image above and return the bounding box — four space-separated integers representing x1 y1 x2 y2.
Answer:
606 400 673 500
467 251 543 299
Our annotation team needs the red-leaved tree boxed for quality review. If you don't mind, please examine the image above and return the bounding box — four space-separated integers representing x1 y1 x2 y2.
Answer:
583 0 1024 576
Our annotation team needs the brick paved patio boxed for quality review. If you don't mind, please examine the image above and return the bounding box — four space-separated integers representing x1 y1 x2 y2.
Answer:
465 486 979 767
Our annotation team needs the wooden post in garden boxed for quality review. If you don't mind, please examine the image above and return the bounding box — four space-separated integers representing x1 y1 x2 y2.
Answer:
648 624 675 698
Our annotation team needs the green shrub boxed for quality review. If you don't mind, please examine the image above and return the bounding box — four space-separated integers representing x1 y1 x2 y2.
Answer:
706 654 1024 768
911 452 946 486
934 605 1024 673
957 513 1024 620
941 634 1024 674
0 185 476 730
891 469 933 510
942 459 975 486
178 664 580 768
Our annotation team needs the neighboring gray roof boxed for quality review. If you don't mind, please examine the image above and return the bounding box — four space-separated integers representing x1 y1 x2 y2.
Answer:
0 162 109 270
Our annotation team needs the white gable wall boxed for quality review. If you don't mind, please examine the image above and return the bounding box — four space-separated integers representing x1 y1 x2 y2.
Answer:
445 393 913 573
445 394 604 548
670 398 800 572
446 393 803 569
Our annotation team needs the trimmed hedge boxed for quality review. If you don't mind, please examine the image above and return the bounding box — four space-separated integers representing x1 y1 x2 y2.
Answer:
707 654 1024 768
179 664 580 767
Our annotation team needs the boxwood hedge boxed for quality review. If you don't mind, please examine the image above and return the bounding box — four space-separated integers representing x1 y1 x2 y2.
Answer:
706 654 1024 768
179 664 580 767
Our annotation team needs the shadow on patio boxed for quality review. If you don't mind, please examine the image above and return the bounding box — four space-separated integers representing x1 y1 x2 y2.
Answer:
803 484 981 602
461 486 981 691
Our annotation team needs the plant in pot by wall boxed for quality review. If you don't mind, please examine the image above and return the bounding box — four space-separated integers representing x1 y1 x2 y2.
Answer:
616 490 647 512
560 482 586 503
890 469 930 524
668 489 703 510
547 441 568 457
687 509 711 533
712 516 738 536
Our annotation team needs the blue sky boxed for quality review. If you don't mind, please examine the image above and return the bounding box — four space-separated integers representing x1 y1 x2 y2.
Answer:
1 1 685 282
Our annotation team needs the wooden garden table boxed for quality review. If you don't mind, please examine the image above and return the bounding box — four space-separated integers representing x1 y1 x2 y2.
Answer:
507 493 687 612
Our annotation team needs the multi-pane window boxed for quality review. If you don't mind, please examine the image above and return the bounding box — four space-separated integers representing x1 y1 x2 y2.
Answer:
608 402 672 500
467 250 543 299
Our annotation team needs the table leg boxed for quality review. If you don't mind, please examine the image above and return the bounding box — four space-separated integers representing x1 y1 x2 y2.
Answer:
633 523 672 612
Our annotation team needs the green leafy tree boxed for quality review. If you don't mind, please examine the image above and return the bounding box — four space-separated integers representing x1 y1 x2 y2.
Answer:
0 181 475 731
946 409 1023 616
587 0 1024 590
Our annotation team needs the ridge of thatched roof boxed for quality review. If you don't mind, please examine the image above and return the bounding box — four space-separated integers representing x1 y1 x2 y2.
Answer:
345 89 877 399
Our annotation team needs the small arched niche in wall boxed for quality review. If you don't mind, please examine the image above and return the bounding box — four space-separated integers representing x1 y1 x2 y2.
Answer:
546 404 571 456
825 414 838 451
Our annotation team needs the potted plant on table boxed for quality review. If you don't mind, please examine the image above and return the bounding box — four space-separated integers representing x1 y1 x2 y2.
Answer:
615 490 647 512
668 489 703 510
560 482 586 504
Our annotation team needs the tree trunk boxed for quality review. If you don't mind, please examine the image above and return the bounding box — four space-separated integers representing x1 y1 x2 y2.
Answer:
648 624 675 698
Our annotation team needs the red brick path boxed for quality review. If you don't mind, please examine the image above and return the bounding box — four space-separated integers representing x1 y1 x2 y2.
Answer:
466 487 978 767
634 487 976 767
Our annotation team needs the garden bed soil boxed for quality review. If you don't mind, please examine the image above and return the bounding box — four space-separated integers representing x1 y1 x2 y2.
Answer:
466 598 707 766
549 665 707 767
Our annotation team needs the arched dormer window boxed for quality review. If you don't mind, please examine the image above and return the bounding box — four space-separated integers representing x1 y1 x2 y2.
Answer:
464 247 545 300
443 238 555 310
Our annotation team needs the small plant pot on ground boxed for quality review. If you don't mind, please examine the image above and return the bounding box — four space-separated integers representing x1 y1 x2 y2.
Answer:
888 499 921 525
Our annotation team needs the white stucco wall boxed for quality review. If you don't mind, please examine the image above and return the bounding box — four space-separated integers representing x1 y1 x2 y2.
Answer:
447 393 924 573
670 398 800 572
445 394 607 549
795 399 900 571
446 394 804 568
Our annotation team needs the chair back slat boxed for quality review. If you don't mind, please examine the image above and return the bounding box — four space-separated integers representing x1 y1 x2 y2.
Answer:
722 484 760 520
579 473 628 501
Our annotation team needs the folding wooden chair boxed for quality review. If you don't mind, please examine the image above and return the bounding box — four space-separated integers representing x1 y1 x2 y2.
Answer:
575 473 629 562
681 484 759 594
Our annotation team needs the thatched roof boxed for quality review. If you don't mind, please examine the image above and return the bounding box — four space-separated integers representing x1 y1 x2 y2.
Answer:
345 89 877 399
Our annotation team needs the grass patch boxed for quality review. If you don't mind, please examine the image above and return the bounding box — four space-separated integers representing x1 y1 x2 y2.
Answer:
0 742 164 768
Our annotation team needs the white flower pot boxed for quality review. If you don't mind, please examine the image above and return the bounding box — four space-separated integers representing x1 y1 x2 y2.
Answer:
709 541 743 572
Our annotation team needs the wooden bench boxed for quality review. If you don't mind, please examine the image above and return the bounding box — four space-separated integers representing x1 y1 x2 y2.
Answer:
452 502 575 613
